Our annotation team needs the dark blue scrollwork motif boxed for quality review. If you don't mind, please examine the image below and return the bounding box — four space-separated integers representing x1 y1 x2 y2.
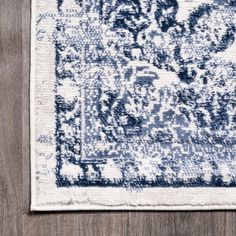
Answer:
54 0 236 188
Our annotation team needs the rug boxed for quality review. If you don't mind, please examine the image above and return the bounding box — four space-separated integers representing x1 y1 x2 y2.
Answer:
31 0 236 210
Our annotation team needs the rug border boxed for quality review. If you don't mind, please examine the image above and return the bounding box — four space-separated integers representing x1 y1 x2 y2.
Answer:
30 0 236 211
31 204 236 211
30 0 37 212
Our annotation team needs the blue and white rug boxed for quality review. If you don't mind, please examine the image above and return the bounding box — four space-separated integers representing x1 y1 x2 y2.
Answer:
31 0 236 210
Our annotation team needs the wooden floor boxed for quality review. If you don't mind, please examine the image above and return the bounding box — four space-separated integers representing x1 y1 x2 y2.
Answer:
0 0 236 235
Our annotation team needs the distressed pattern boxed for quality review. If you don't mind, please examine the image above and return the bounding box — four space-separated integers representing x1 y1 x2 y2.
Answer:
45 0 236 189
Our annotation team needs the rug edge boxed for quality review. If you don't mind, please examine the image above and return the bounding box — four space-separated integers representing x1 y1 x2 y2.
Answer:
30 0 236 211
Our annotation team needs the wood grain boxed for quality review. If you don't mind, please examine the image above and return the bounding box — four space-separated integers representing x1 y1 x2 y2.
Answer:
128 212 236 236
0 0 23 235
23 213 129 236
0 0 236 235
22 0 31 214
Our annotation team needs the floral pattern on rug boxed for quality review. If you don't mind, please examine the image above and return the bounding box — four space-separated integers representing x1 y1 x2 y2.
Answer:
52 0 236 188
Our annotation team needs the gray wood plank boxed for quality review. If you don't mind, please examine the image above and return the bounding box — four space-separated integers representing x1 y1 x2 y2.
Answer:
22 0 30 214
22 211 236 236
0 0 23 235
23 213 129 236
225 212 236 236
128 212 236 236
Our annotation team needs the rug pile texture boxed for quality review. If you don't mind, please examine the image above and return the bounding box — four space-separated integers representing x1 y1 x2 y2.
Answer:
31 0 236 210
